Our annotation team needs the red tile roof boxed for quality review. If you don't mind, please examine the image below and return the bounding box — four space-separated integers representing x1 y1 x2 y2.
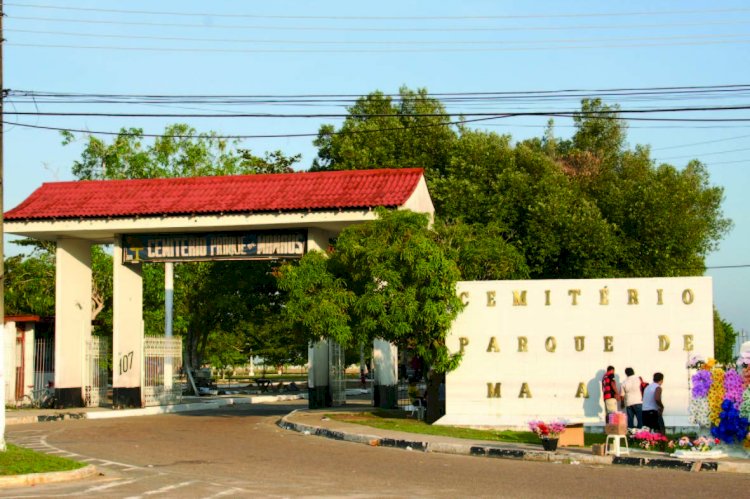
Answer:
5 168 425 221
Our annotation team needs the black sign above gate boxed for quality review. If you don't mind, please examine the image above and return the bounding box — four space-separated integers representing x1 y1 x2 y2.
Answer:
122 230 308 263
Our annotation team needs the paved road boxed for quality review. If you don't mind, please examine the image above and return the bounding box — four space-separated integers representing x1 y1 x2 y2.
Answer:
4 401 749 498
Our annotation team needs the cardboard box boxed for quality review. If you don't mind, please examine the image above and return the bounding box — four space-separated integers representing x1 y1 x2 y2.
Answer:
592 444 605 456
605 423 627 435
608 412 627 425
558 423 584 447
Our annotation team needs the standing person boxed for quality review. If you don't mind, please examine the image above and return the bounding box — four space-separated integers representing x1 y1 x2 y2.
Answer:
601 366 620 417
620 367 644 429
642 372 666 435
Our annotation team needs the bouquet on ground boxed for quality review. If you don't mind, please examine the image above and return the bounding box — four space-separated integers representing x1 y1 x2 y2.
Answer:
629 428 669 451
671 435 720 452
528 420 567 439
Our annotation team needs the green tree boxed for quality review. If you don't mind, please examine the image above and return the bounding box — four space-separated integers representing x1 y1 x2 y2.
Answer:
312 87 457 175
277 208 463 421
319 88 731 281
4 243 55 317
713 309 738 365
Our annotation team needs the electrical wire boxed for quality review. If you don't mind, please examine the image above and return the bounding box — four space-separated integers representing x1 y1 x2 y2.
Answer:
5 104 750 118
7 2 750 21
11 27 750 46
9 37 750 53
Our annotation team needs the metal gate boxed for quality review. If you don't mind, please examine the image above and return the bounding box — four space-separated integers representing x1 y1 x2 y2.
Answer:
328 340 345 406
85 336 109 407
143 336 183 406
33 337 55 392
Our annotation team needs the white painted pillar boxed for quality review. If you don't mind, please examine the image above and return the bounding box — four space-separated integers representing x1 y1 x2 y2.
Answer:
306 228 329 253
308 340 329 408
113 236 144 408
23 323 34 392
373 338 398 408
2 322 14 405
164 262 174 390
54 238 92 407
306 228 332 409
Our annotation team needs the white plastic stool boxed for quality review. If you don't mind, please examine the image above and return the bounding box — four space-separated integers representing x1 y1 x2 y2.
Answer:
605 435 629 457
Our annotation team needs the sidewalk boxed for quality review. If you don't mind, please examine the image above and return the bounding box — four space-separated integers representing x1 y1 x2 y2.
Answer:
278 406 750 474
4 392 305 426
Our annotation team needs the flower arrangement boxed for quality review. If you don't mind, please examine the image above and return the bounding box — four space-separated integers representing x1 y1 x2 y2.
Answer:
687 355 750 450
737 351 750 369
689 397 711 427
528 420 567 439
629 428 668 451
686 355 706 369
741 386 750 420
673 435 720 452
708 368 726 426
711 399 750 444
724 369 744 408
691 370 712 398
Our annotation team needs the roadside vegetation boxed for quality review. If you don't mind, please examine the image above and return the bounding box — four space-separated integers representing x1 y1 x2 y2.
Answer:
328 410 609 446
0 444 85 475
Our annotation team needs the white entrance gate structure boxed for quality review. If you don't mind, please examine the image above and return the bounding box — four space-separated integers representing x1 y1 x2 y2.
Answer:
4 169 433 408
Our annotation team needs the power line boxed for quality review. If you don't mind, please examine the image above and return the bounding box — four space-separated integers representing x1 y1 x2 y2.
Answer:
9 38 750 53
12 27 750 46
10 83 750 101
9 14 750 35
8 3 750 21
657 146 750 161
6 104 750 119
652 133 750 150
1 114 506 139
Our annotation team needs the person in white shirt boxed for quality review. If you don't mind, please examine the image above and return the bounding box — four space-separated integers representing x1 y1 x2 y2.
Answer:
620 367 644 429
642 372 665 435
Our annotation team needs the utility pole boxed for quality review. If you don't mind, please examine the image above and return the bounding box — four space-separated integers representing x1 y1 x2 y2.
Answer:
0 0 7 452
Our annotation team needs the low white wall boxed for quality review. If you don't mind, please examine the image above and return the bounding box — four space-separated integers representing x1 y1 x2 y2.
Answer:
3 323 15 404
438 277 713 428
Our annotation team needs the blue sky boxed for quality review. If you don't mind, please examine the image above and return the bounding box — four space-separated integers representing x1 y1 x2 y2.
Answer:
3 1 750 342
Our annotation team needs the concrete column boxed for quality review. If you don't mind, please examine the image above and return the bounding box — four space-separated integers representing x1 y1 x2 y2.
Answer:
22 323 34 392
164 262 174 390
373 338 398 408
306 228 329 253
308 340 330 409
55 237 92 407
113 236 144 408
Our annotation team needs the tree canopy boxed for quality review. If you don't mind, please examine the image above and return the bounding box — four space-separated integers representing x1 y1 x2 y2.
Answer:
314 90 732 281
277 208 463 373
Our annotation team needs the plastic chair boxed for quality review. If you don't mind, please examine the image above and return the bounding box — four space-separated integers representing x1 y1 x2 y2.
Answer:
605 434 629 457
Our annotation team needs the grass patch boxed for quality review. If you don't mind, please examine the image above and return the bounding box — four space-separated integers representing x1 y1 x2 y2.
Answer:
0 444 85 475
329 410 609 447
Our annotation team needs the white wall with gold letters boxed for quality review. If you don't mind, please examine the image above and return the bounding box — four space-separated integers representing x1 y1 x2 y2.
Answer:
437 277 713 429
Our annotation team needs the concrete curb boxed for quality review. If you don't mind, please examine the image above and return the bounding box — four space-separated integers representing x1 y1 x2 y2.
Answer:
6 394 305 425
0 464 98 488
278 411 748 473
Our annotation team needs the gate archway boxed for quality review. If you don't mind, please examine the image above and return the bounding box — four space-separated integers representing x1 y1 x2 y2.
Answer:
4 168 434 408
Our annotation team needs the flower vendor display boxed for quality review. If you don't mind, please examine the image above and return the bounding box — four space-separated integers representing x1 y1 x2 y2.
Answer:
688 355 750 450
528 420 567 451
528 420 567 439
630 429 669 451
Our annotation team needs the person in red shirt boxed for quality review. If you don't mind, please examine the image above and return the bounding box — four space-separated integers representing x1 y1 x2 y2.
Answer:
601 365 621 416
